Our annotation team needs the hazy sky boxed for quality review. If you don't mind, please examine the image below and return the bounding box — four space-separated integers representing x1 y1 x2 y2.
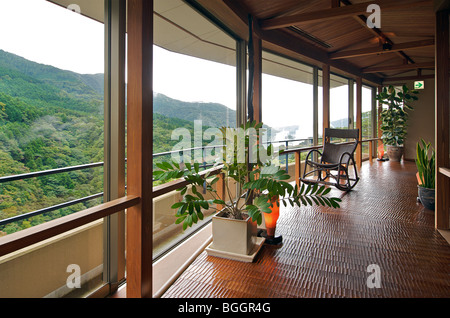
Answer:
0 0 104 74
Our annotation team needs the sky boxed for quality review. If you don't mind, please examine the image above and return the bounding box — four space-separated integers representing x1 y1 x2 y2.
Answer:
0 0 366 140
0 0 104 74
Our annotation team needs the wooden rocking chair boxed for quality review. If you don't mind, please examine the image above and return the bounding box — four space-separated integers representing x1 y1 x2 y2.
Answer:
300 128 360 191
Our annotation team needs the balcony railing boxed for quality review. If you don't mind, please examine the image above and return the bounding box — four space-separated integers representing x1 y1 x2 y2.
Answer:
0 137 379 229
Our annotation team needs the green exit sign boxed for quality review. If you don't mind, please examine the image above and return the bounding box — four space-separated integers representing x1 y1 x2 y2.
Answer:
414 81 425 89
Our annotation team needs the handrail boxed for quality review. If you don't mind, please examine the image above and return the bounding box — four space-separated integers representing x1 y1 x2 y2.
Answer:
439 167 450 179
0 162 104 183
282 138 381 155
0 192 104 227
153 165 223 198
0 195 140 257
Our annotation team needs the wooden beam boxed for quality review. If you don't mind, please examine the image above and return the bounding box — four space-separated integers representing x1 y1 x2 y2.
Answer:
126 0 154 298
260 29 382 85
260 0 429 30
435 9 450 230
434 0 450 12
383 74 435 83
362 62 435 73
330 39 435 60
340 0 415 64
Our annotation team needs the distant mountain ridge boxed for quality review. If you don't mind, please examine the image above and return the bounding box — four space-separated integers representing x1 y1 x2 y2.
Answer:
153 93 236 128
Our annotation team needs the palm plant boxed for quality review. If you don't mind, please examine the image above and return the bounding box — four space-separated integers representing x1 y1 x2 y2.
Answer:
154 121 341 230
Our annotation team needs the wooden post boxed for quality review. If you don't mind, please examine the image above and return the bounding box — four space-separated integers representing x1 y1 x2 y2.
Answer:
355 77 363 168
322 64 330 142
435 9 450 230
295 151 301 188
252 37 262 124
377 86 383 158
126 0 154 298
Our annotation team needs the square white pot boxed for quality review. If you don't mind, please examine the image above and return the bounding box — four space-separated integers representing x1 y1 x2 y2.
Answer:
211 212 258 255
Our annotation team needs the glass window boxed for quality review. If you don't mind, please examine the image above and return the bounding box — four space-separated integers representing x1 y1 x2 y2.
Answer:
261 51 314 168
330 74 350 131
0 0 104 234
0 0 105 297
153 0 237 257
362 85 374 158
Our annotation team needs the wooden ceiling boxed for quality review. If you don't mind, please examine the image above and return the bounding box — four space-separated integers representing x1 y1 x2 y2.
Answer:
195 0 442 86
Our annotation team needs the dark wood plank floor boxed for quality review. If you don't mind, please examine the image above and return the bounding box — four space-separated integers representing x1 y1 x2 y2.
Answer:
162 160 450 298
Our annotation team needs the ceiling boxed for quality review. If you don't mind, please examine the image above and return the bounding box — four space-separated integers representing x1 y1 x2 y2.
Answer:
196 0 444 86
48 0 447 86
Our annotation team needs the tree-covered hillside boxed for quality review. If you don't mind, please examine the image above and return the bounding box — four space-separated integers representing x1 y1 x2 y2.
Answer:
154 92 237 128
0 50 231 235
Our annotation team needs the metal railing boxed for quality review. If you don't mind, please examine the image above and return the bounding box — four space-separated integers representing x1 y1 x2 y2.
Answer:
0 144 226 227
0 136 376 228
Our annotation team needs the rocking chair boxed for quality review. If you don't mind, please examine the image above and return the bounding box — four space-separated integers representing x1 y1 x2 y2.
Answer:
300 128 360 191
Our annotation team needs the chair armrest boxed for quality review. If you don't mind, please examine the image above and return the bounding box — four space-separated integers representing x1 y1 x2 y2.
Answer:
305 149 323 163
338 151 353 165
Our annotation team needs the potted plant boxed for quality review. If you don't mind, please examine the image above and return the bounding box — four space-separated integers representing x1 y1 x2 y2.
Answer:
416 139 435 210
154 121 341 261
375 85 419 162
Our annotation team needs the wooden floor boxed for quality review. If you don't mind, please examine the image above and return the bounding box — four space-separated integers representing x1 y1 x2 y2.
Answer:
161 160 450 298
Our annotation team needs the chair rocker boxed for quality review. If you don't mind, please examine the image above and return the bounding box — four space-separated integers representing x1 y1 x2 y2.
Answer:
300 128 360 191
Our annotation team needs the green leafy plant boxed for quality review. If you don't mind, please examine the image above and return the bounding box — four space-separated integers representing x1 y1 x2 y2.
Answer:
375 85 419 146
416 139 435 189
154 121 341 230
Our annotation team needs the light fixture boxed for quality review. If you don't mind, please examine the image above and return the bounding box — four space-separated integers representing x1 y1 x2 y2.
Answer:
382 42 393 51
260 196 283 245
377 144 388 161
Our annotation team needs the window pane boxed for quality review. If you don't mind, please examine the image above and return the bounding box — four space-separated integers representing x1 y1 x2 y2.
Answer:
153 0 237 257
0 0 105 297
362 86 373 158
261 52 314 169
330 74 349 131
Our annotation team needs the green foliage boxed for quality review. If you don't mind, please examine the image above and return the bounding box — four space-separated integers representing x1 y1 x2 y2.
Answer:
0 50 105 234
154 120 341 230
0 49 248 234
416 139 435 189
375 85 419 146
154 93 236 128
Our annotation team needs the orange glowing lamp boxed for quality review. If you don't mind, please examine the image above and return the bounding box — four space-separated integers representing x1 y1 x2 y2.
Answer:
264 196 280 238
378 144 385 159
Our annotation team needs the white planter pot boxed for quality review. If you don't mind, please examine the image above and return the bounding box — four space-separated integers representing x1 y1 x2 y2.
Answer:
211 212 258 255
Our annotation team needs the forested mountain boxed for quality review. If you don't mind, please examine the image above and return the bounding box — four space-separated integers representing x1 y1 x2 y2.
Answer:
154 92 236 128
0 50 233 235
